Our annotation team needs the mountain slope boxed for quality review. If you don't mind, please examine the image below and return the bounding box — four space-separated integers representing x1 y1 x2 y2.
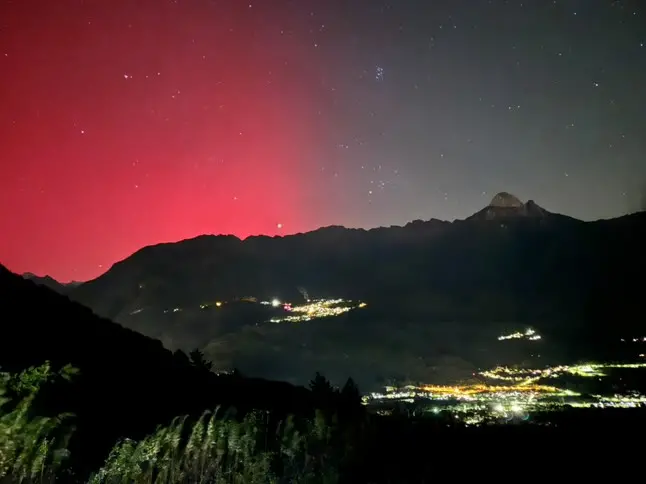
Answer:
0 264 313 475
22 272 74 293
70 194 643 323
67 194 646 384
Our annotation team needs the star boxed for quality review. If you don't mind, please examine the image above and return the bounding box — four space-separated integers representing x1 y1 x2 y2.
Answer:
1 0 644 280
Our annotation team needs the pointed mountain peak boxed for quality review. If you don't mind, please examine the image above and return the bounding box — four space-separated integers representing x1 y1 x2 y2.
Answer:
489 192 523 208
467 192 549 221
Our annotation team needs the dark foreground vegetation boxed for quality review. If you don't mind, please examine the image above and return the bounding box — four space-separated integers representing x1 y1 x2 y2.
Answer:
3 362 645 484
1 363 363 483
1 264 643 482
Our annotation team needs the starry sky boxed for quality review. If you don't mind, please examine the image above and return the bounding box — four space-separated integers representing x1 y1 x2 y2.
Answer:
1 0 645 282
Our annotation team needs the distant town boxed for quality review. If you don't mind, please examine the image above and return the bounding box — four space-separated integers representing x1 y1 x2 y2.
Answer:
130 296 368 324
365 329 646 425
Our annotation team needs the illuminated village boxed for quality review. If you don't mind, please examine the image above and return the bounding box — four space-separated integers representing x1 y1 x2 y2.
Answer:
365 360 646 425
497 328 541 341
128 304 646 427
363 363 646 424
139 295 368 323
363 328 646 425
264 298 367 323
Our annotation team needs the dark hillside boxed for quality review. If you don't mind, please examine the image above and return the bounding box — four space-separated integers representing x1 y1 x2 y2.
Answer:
0 264 313 475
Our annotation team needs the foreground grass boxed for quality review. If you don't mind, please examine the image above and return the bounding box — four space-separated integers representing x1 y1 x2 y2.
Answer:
89 409 340 484
1 364 345 484
0 364 73 483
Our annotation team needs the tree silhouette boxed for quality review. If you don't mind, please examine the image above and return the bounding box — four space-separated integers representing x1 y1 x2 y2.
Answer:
340 378 361 407
172 349 191 367
188 349 213 372
309 372 337 412
309 372 334 396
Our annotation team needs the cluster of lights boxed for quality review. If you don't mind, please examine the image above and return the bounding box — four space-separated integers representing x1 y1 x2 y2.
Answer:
200 301 223 309
418 383 566 397
129 295 367 326
366 382 573 404
365 360 646 424
162 307 182 313
570 393 646 409
268 299 367 323
498 328 541 341
480 362 646 384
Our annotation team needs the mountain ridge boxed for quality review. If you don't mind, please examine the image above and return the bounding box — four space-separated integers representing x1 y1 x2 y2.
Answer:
68 194 644 320
22 272 83 292
80 193 634 282
87 192 562 277
76 192 635 292
7 194 646 385
69 193 645 307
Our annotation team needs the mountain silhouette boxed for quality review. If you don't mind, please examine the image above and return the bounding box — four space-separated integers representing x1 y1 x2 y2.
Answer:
65 195 645 385
22 272 78 293
0 263 317 476
466 192 555 221
3 261 636 483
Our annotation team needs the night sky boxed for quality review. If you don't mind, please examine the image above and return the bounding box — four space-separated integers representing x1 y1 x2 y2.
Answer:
1 0 645 282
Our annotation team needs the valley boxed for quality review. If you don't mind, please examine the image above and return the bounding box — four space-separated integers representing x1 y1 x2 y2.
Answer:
23 194 646 401
366 361 646 425
3 195 645 482
364 329 646 423
53 195 644 393
3 2 644 479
